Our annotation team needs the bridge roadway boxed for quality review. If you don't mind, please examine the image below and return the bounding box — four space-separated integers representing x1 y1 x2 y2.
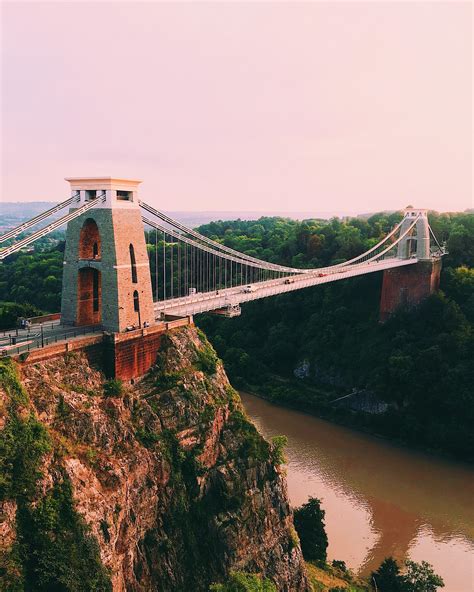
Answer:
154 257 418 318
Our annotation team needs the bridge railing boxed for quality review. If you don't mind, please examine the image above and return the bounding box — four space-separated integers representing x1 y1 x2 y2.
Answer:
154 257 417 316
0 324 103 357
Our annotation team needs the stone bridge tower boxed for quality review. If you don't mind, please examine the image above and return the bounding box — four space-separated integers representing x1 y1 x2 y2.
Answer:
60 177 155 333
380 207 441 321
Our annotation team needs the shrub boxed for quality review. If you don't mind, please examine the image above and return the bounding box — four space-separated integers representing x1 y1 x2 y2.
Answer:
16 477 112 591
373 557 435 592
0 359 111 591
230 410 270 463
293 497 328 562
403 560 444 592
210 570 277 591
0 358 29 407
0 301 42 330
331 559 347 572
195 345 218 375
371 557 445 592
155 371 181 391
270 435 287 465
0 411 51 501
103 379 123 398
135 427 160 449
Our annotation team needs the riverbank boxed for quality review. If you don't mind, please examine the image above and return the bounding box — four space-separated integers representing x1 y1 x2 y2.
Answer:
240 391 474 592
238 374 474 464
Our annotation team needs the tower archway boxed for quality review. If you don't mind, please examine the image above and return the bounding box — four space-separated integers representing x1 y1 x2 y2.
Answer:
79 218 101 259
77 267 102 325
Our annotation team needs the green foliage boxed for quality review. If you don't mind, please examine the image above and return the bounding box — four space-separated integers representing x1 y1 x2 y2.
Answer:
135 426 161 449
85 447 99 467
370 557 444 592
103 378 123 398
0 358 111 591
16 477 112 591
157 428 185 469
293 497 328 562
2 211 473 458
195 343 218 375
230 410 270 463
0 358 29 407
403 560 445 592
196 212 474 461
210 571 277 592
0 360 51 502
270 435 287 465
0 542 24 591
154 371 182 391
0 249 64 313
0 301 42 330
332 560 347 572
370 557 403 592
0 412 52 501
56 394 70 420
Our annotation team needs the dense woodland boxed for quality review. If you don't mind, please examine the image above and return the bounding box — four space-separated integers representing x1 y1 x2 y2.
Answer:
0 211 473 460
196 212 474 460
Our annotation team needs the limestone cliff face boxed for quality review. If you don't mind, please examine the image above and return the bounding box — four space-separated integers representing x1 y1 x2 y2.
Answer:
0 326 309 591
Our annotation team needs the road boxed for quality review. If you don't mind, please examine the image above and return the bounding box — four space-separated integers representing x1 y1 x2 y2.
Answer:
154 257 417 318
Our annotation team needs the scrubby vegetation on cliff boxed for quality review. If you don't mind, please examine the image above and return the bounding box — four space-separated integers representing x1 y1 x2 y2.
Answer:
0 358 111 591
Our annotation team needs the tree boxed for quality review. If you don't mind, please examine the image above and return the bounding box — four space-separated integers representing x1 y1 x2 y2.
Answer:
370 557 404 592
370 558 444 592
0 302 42 330
270 435 287 465
403 560 444 592
293 497 328 562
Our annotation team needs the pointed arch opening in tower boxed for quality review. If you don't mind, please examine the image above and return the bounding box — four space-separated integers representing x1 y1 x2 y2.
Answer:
77 267 102 325
79 218 101 259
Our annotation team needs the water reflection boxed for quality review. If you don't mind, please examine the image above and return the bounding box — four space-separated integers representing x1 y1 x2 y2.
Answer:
241 392 474 592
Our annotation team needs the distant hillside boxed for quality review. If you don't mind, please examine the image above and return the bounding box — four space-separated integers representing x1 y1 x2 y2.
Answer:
0 202 359 233
1 202 471 232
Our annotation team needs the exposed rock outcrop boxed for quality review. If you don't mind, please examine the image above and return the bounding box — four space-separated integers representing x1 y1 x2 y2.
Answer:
0 326 309 591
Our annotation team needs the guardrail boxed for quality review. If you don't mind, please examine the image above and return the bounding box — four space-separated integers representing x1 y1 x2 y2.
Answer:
1 324 102 357
0 320 60 338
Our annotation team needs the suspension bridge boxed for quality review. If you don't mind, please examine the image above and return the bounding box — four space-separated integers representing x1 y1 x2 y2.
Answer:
0 177 445 377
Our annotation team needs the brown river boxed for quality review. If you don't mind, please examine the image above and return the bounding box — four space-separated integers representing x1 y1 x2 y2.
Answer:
241 392 474 592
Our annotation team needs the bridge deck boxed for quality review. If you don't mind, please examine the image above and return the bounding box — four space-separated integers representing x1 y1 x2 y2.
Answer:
154 257 418 318
1 258 417 357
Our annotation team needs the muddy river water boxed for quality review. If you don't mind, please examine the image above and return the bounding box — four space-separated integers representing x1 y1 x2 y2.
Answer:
241 392 474 591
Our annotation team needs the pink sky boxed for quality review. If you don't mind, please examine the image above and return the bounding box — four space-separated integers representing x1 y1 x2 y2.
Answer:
1 1 472 213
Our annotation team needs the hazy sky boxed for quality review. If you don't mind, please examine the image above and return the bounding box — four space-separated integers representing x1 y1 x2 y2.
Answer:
1 1 472 213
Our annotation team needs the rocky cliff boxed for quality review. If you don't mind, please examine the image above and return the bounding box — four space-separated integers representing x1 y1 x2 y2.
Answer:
0 326 309 591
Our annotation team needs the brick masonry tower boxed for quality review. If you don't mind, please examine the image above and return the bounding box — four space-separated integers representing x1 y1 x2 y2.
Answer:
379 208 442 321
60 177 155 332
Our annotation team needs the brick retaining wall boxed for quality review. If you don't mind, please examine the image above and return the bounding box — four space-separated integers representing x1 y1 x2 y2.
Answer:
13 317 193 380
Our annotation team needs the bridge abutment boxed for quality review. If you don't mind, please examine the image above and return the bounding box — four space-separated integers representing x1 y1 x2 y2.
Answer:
14 318 194 381
379 259 441 322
